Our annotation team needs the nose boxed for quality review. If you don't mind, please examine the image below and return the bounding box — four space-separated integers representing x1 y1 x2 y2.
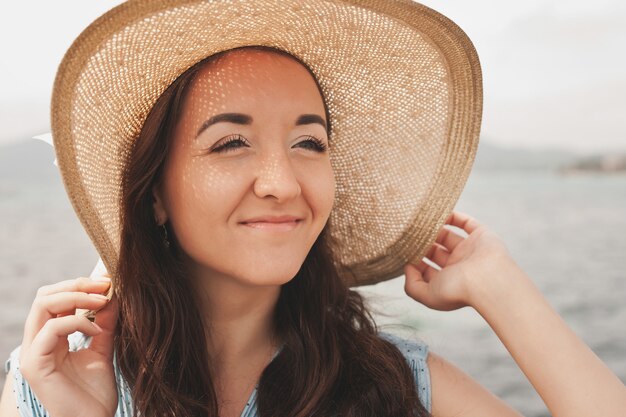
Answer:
253 148 302 202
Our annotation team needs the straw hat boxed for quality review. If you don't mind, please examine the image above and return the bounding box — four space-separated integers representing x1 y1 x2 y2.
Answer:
51 0 482 297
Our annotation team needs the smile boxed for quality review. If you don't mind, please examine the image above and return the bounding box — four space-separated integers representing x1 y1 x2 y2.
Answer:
239 220 301 231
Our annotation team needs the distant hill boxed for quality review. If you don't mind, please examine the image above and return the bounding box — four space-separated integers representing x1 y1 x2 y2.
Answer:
472 141 581 171
1 137 624 183
558 154 626 173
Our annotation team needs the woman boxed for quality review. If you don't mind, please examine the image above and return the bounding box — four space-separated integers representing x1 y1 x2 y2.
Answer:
2 2 626 417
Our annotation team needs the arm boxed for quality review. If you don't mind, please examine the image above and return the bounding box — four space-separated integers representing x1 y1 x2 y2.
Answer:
428 351 523 417
470 263 626 417
404 211 626 417
0 370 22 417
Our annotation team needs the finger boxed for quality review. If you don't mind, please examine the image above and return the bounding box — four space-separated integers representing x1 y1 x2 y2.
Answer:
35 276 112 297
435 225 466 252
88 294 119 359
424 242 451 268
27 315 102 364
445 210 481 234
403 264 437 308
22 292 107 347
422 258 440 282
405 258 428 281
39 292 109 316
404 257 439 284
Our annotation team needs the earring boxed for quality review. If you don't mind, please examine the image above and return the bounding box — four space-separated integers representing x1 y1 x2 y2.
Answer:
161 223 170 248
156 216 170 248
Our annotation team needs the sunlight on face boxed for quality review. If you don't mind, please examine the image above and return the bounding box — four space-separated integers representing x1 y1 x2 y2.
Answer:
153 48 335 287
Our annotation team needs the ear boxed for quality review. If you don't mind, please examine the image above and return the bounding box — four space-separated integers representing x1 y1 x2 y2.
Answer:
152 182 168 225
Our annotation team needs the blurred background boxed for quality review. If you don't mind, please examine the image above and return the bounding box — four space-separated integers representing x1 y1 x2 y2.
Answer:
1 1 625 416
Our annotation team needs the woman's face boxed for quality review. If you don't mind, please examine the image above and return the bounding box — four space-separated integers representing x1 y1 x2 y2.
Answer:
152 49 335 286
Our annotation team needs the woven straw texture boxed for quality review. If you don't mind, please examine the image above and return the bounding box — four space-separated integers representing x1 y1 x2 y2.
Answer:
51 0 482 292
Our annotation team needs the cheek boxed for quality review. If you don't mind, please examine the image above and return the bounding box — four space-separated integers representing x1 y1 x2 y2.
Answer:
165 160 244 244
300 161 336 219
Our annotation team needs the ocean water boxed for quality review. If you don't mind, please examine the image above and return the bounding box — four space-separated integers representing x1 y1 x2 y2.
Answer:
1 142 625 416
361 169 626 416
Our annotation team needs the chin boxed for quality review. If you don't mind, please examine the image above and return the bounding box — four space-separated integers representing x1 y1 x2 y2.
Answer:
237 263 303 287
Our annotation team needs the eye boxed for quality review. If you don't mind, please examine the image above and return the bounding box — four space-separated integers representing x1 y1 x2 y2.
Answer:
295 136 328 153
211 135 250 153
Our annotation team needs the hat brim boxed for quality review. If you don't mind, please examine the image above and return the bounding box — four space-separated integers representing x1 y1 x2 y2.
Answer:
51 0 482 289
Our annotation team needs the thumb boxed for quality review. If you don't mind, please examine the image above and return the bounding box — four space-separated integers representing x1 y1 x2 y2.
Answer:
88 293 119 359
403 263 435 307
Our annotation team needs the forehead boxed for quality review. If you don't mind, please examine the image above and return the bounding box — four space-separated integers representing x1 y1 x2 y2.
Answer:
184 49 325 107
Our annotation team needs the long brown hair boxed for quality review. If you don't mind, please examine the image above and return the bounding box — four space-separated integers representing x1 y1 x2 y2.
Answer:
115 45 430 417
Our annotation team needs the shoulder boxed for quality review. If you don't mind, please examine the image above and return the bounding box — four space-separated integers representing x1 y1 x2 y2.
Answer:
424 351 525 417
3 331 133 417
378 330 431 413
378 330 429 361
377 332 517 417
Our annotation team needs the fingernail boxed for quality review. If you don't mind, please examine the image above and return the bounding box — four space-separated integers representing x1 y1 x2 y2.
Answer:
91 294 109 300
94 276 111 282
92 322 103 332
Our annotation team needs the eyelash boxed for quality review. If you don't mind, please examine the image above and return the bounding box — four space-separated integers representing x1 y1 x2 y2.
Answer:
211 134 328 153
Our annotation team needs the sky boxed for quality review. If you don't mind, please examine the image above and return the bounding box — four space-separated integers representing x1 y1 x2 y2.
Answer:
1 0 624 154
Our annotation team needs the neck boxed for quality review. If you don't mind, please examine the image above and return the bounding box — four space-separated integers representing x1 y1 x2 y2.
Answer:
190 264 282 373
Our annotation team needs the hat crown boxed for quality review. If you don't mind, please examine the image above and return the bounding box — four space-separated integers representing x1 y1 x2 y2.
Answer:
51 0 482 287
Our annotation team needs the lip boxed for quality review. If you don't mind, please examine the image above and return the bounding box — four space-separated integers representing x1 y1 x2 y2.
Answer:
239 215 302 224
238 215 303 232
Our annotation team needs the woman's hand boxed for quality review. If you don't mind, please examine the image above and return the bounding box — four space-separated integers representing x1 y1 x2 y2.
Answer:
403 210 520 311
18 275 119 417
404 211 626 417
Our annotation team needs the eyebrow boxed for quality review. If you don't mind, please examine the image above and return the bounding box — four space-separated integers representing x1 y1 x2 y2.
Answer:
295 114 327 130
195 112 327 137
196 113 252 137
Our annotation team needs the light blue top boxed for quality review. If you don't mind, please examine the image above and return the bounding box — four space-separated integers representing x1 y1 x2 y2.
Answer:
4 330 431 416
